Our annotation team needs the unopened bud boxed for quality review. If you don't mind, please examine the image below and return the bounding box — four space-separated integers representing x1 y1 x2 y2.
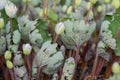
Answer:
62 5 67 12
105 0 110 4
55 22 65 35
97 6 102 12
75 0 82 7
67 6 73 15
6 60 13 69
5 1 17 18
4 51 12 60
112 0 120 9
90 0 97 4
23 43 32 55
87 2 92 10
112 62 120 74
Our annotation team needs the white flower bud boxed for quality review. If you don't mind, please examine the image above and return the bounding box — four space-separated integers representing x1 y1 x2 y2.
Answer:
23 43 32 55
5 1 17 18
0 18 4 29
0 0 6 10
87 2 92 10
4 51 12 60
75 0 82 7
90 0 97 4
112 62 120 74
105 0 110 4
62 5 67 13
6 60 13 69
112 0 120 9
55 22 65 35
67 6 73 15
97 5 102 12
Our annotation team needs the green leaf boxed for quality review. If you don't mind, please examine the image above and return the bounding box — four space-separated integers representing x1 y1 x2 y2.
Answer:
29 29 43 46
11 18 18 31
48 9 58 21
104 8 120 56
36 19 51 41
0 36 6 54
10 45 18 53
17 15 37 42
13 30 21 44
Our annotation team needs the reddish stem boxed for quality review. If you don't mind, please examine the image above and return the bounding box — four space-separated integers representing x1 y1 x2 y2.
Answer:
24 55 31 80
30 50 35 65
36 66 41 80
95 58 105 77
53 35 58 43
8 69 15 80
91 51 99 79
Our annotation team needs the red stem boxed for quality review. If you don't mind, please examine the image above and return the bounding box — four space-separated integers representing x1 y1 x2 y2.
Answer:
91 51 99 79
25 55 31 80
36 66 41 80
53 35 58 43
8 69 15 80
95 58 105 77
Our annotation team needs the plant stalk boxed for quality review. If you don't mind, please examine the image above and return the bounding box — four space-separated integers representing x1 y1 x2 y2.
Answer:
36 66 41 80
8 69 15 80
24 55 31 80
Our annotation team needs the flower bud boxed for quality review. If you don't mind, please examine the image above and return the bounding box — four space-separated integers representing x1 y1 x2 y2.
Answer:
112 62 120 74
62 5 67 13
23 43 32 55
0 18 4 29
0 0 6 10
75 0 82 7
6 60 13 69
112 0 120 9
5 1 18 18
67 6 73 15
105 0 110 4
90 0 97 4
87 2 92 10
55 22 65 35
97 5 102 12
4 51 12 60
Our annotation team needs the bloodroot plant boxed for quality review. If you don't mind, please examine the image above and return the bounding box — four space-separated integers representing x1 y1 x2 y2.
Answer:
1 0 120 80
